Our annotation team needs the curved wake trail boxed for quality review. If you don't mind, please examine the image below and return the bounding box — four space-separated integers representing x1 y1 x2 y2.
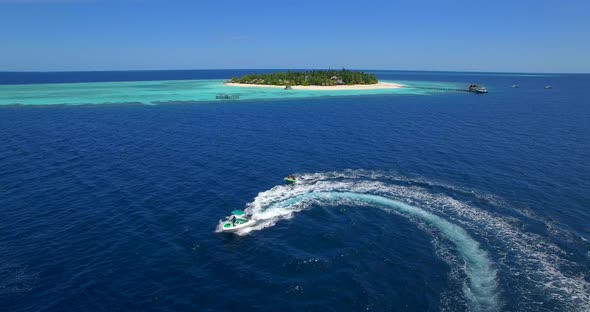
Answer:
233 171 589 312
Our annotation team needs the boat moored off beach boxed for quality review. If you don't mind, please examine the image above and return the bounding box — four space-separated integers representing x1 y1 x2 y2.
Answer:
216 94 240 100
468 84 488 93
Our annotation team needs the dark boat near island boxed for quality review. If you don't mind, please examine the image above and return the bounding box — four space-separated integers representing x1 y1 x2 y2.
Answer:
468 84 488 93
216 94 240 100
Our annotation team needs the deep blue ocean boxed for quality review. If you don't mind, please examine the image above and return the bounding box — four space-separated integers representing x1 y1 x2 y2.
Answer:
1 70 589 312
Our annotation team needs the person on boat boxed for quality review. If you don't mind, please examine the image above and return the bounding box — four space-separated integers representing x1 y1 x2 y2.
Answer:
231 215 236 226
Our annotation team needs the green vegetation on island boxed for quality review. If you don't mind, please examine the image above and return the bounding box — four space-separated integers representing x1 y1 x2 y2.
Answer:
229 69 379 86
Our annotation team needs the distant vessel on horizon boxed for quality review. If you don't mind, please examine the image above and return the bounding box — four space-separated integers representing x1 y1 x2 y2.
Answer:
468 84 488 93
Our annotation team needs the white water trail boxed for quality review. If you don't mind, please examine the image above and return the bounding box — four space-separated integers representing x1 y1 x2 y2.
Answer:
228 170 590 312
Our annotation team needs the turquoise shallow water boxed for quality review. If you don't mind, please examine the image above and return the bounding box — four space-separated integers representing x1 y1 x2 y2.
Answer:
0 79 454 106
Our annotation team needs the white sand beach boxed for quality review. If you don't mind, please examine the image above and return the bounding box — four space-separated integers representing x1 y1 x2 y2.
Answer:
224 81 404 90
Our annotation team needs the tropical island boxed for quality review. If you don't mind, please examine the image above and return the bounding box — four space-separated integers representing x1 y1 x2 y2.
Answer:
225 69 403 90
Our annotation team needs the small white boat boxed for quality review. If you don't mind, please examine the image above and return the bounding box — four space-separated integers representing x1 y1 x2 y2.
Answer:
544 85 553 89
220 210 256 232
468 84 488 94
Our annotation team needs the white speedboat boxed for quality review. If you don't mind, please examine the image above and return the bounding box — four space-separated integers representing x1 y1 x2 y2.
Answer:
468 84 488 93
220 210 256 232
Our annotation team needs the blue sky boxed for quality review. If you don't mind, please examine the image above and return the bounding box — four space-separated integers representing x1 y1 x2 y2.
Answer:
1 0 589 73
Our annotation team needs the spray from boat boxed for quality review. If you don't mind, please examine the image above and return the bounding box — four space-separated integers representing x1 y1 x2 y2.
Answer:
216 170 590 312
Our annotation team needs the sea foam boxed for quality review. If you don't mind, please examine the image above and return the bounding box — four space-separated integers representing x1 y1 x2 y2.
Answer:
231 170 590 312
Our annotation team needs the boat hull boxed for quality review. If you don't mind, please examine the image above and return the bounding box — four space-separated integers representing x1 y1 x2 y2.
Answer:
221 219 256 232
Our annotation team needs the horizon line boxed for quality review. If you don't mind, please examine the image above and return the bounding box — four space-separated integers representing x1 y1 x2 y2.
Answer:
0 68 588 75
